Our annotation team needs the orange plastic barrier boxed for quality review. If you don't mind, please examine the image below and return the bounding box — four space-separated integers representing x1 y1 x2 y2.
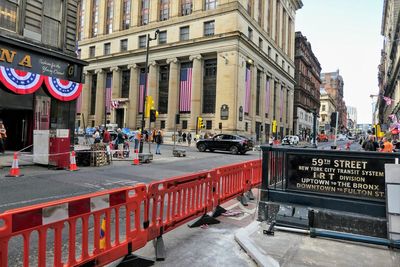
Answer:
0 185 148 267
145 170 215 240
0 159 262 266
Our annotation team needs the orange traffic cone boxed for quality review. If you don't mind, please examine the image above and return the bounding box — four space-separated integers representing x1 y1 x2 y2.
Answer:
132 149 140 165
69 151 79 171
6 152 24 177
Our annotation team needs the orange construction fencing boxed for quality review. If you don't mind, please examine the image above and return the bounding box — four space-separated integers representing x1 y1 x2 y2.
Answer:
0 159 262 266
0 185 148 267
145 170 215 240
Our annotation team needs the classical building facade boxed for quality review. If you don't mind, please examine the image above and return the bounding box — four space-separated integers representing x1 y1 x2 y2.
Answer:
293 31 321 138
320 70 347 129
77 0 303 142
377 0 400 131
318 88 336 132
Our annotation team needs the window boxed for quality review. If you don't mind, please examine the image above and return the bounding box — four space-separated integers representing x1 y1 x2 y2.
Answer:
275 0 280 42
275 54 278 62
180 26 189 41
206 120 212 130
90 74 98 115
122 0 131 30
203 59 217 113
281 60 284 68
267 0 273 35
204 20 215 36
182 120 188 129
104 43 111 55
158 31 167 44
141 0 149 25
287 66 290 73
160 0 169 21
139 35 147 48
121 70 130 98
245 122 248 131
322 105 326 112
91 0 99 37
42 0 62 47
160 120 166 129
258 38 263 49
258 0 263 25
158 65 169 113
248 27 253 40
120 39 128 51
89 46 96 57
78 1 85 40
256 70 261 116
77 49 81 59
105 0 114 34
268 46 271 57
181 0 192 15
205 0 217 10
0 0 18 32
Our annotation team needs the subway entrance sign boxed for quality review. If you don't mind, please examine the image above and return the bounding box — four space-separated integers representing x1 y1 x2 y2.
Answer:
287 154 391 200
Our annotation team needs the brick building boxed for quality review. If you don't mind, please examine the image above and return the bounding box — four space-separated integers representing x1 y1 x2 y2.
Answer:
293 31 321 138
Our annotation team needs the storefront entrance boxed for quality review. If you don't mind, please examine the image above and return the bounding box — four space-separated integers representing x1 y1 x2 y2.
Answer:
0 109 33 151
116 109 125 128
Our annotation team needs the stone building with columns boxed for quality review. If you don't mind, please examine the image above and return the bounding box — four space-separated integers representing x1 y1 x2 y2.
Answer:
77 0 303 142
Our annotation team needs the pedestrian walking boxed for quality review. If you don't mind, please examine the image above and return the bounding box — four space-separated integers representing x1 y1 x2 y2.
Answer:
133 128 140 150
93 127 101 143
155 131 163 154
0 119 6 155
187 132 192 146
116 128 125 159
380 137 394 152
182 132 187 142
362 135 379 151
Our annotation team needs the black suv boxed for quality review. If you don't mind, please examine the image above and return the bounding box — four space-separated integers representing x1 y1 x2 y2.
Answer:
196 134 253 154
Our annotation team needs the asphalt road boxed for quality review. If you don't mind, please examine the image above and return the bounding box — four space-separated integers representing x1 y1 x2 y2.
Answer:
0 143 261 213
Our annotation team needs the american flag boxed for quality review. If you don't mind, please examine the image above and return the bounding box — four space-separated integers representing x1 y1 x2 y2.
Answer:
244 67 251 114
265 78 270 115
179 67 193 112
105 74 112 113
138 72 146 113
76 93 82 114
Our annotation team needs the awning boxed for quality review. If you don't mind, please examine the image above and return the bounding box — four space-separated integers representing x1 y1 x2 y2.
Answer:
0 66 82 101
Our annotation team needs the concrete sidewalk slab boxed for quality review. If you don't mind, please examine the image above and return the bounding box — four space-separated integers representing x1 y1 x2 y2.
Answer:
235 221 400 267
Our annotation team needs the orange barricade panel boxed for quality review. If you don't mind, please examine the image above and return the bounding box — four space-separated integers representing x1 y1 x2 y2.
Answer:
145 170 215 240
0 185 148 267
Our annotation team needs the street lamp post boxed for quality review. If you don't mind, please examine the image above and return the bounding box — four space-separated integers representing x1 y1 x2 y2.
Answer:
139 30 159 154
312 108 318 148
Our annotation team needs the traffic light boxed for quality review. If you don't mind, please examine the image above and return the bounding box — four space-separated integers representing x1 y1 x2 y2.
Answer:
272 120 277 133
150 109 156 122
197 117 205 129
145 95 155 117
330 112 337 128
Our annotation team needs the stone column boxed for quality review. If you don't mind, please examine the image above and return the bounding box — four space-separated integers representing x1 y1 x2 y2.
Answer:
127 64 139 129
98 0 106 36
150 0 159 23
260 71 266 143
111 66 121 124
171 0 179 17
189 54 202 130
83 1 91 38
193 0 203 12
166 58 179 130
114 0 122 32
148 61 158 109
250 64 257 137
94 69 105 126
81 71 91 127
131 0 140 27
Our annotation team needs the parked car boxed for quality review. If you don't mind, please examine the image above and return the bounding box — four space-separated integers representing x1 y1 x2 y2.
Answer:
196 134 253 154
282 135 299 145
317 134 329 142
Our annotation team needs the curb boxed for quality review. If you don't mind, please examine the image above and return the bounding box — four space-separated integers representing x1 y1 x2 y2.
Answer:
234 221 279 267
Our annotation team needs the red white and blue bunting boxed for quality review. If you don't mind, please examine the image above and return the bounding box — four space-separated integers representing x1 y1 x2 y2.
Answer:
0 66 82 101
0 66 43 94
44 76 82 101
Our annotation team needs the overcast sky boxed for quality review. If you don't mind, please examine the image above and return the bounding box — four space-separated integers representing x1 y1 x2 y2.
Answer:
295 0 383 124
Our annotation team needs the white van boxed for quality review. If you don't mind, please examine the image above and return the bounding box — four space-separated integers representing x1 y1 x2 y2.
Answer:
282 135 299 145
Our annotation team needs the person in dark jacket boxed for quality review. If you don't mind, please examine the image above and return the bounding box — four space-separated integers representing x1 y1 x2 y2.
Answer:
362 135 379 151
155 131 163 154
